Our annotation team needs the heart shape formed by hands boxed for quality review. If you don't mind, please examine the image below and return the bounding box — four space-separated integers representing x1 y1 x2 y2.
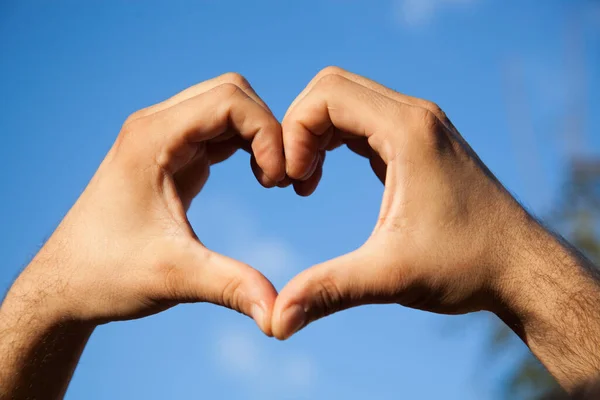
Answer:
6 60 600 400
37 67 523 344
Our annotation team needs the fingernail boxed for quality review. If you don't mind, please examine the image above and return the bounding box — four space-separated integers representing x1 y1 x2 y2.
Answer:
251 303 266 329
281 304 306 339
299 154 320 181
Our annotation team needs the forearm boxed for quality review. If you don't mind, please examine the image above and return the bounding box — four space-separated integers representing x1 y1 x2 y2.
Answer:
498 216 600 394
0 261 95 400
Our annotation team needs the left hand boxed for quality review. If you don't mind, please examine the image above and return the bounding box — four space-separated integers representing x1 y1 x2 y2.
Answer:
10 73 282 335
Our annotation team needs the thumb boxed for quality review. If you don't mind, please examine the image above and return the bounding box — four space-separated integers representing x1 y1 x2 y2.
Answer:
155 238 278 336
271 241 403 340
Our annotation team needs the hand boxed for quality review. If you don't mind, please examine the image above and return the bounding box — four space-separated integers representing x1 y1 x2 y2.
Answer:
272 67 600 393
11 73 283 335
272 67 529 339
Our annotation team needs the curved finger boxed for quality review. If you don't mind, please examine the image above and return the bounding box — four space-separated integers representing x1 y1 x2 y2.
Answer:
133 72 272 119
286 66 449 126
251 154 278 188
293 151 324 197
127 83 285 182
282 74 424 180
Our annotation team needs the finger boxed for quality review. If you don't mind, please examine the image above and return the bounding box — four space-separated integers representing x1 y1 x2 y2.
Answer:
251 154 278 188
276 176 293 188
133 83 285 182
291 126 336 187
271 241 404 340
286 66 449 126
283 67 452 181
282 73 423 180
134 72 272 119
293 151 324 196
155 238 278 336
124 74 284 187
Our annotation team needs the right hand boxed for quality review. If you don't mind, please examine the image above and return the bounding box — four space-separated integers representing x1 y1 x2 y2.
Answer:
272 67 530 339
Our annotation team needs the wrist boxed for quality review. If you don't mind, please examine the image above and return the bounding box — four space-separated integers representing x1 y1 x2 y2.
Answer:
2 253 97 331
496 214 581 334
0 258 96 400
492 211 554 326
492 209 600 389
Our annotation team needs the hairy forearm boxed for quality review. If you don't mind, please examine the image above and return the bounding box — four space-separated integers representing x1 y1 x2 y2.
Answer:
0 260 95 400
499 217 600 394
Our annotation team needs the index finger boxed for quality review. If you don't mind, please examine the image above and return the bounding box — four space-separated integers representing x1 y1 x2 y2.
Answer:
132 72 273 120
282 73 425 180
123 82 285 183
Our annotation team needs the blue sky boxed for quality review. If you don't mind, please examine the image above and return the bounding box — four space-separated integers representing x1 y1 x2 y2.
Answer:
1 1 599 399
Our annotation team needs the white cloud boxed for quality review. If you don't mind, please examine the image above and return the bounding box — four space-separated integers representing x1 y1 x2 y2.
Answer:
216 331 262 379
393 0 477 28
235 238 298 282
213 327 317 396
281 353 316 388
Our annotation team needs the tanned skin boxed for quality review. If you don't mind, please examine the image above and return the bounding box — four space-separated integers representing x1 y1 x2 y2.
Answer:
1 68 599 399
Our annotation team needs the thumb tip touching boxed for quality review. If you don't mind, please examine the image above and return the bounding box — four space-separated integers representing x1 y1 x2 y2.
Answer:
272 303 308 340
250 300 274 337
270 248 380 339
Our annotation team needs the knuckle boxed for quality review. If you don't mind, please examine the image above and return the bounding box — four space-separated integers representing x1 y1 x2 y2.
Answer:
220 276 245 313
153 241 194 301
156 259 182 300
215 82 242 100
316 65 346 80
416 107 439 131
123 109 145 125
119 116 148 144
411 107 453 152
423 100 447 120
220 72 251 90
314 68 346 89
310 274 344 318
263 115 281 134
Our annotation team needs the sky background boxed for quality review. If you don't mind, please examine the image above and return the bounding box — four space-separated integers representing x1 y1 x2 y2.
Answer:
1 1 599 399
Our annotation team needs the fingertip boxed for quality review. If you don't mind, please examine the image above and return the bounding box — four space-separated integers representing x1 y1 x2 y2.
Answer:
251 155 278 188
276 304 307 340
285 155 316 181
251 127 286 184
292 154 323 196
202 250 278 336
272 248 378 340
276 176 293 188
251 300 274 337
293 180 316 197
282 124 320 181
245 272 278 335
271 272 313 340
